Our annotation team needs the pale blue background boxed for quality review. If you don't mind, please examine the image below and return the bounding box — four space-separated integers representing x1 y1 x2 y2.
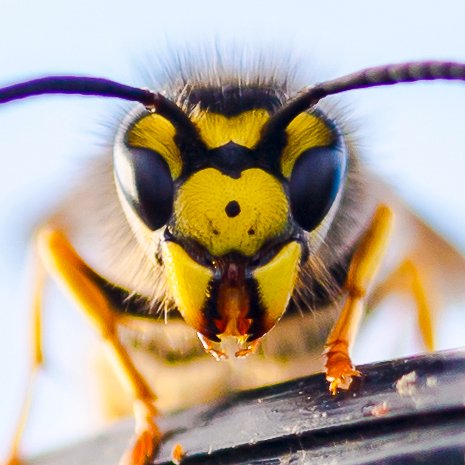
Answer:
1 0 465 459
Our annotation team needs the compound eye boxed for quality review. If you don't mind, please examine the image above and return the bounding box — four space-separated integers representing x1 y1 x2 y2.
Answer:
289 146 346 231
115 147 174 231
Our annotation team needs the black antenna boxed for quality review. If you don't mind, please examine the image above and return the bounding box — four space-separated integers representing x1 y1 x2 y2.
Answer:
0 76 155 106
261 61 465 143
0 75 199 139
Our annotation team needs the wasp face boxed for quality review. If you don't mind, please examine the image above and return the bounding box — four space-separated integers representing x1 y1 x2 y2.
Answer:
114 85 347 354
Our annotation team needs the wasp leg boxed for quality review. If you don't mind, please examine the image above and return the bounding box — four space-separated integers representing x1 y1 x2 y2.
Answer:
324 205 394 395
369 259 435 351
4 251 46 465
8 226 161 465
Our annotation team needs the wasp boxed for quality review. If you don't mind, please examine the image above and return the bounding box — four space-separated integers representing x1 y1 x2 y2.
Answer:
2 58 465 465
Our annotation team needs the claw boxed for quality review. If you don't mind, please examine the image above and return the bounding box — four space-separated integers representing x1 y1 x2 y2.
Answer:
120 399 161 465
324 346 361 395
119 422 162 465
326 367 362 395
171 443 185 464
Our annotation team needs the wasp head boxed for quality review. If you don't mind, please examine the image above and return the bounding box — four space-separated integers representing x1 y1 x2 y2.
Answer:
113 84 347 357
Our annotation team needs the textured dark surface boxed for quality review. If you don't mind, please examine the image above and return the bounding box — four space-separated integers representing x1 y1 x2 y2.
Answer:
30 349 465 465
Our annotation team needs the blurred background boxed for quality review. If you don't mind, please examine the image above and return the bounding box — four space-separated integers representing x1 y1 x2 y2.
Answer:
1 0 465 460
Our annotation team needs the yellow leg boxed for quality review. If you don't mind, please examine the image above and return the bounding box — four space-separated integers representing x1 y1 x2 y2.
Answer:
369 259 435 351
324 204 394 394
38 227 161 465
6 226 161 465
4 248 46 465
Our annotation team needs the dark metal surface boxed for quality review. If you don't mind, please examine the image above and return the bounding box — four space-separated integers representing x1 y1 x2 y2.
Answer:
30 349 465 465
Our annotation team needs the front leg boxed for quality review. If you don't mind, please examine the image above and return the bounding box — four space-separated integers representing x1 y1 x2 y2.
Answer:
324 204 394 394
37 227 161 465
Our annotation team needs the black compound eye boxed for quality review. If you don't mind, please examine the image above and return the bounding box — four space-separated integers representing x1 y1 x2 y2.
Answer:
289 146 347 232
115 147 174 231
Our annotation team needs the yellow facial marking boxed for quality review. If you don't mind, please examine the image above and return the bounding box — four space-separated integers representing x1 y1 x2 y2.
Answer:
253 241 301 329
174 168 289 257
281 113 334 178
191 109 270 149
127 114 182 179
161 241 213 333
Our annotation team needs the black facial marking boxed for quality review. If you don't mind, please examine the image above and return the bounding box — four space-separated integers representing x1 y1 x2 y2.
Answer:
225 200 241 217
184 86 284 116
207 142 255 178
